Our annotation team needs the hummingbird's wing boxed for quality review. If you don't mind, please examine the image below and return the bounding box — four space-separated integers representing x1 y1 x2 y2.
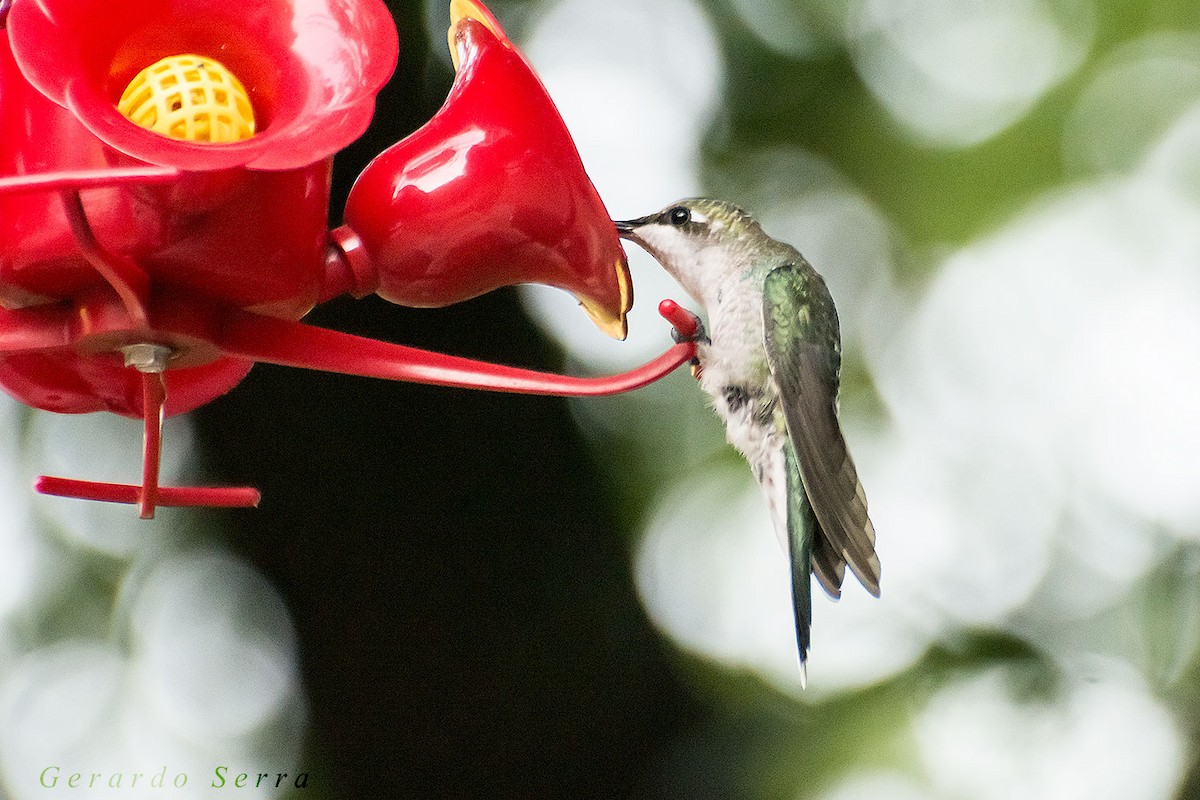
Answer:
762 264 881 598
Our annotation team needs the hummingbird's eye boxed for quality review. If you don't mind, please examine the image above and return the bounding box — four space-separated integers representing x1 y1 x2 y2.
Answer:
667 206 691 226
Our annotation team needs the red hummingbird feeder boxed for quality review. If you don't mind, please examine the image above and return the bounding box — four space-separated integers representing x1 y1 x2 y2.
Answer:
0 0 698 517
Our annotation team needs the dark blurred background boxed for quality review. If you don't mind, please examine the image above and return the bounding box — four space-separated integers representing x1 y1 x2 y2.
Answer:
197 4 699 796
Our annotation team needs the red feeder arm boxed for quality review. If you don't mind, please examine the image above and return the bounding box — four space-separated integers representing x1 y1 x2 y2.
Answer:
0 0 698 517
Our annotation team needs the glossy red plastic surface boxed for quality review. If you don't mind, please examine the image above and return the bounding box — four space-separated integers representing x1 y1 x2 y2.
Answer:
6 0 398 171
0 295 255 416
0 0 392 415
342 15 632 339
0 0 680 513
0 291 698 403
36 476 261 511
4 286 696 515
216 301 697 396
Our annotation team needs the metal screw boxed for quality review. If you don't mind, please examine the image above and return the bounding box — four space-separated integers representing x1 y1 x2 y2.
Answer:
122 343 174 373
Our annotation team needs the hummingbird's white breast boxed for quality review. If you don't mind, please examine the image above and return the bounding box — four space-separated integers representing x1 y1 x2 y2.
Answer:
695 270 792 553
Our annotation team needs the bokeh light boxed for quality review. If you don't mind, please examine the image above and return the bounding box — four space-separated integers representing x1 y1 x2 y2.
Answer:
1063 33 1200 177
128 552 301 742
845 0 1095 146
0 397 303 799
913 663 1184 799
518 0 724 369
515 0 1200 795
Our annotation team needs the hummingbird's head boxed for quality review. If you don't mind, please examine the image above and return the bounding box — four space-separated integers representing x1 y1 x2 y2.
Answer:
614 198 764 284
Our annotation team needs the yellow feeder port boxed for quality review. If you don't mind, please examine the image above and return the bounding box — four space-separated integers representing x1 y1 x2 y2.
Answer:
118 54 256 143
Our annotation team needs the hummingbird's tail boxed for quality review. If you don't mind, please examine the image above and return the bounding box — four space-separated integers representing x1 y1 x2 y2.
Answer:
784 443 816 675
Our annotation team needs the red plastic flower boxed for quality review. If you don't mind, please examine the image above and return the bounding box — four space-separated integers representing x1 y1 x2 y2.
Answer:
6 0 398 170
0 0 685 516
341 0 633 338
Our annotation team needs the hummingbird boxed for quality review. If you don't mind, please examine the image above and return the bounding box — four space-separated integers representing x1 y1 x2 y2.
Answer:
615 198 880 678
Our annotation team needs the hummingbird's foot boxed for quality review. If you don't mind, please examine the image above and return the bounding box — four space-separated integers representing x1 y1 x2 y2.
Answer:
672 312 708 380
658 300 709 380
670 311 710 347
672 311 705 381
671 314 708 380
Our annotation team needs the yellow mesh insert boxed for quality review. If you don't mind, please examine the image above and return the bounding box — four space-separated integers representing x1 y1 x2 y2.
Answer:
118 54 255 143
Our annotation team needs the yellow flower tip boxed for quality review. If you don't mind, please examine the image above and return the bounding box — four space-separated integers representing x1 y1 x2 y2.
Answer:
577 259 634 341
447 0 508 71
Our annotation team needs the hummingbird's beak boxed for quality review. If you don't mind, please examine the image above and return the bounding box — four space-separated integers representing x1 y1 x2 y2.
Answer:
613 216 652 238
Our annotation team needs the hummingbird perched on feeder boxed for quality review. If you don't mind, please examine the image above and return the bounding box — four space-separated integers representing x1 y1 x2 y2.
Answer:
616 198 880 680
